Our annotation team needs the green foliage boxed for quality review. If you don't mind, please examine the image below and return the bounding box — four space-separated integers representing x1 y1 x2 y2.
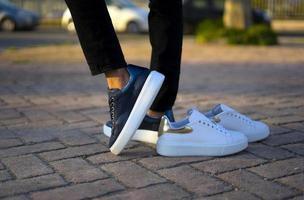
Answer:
195 19 226 43
226 25 278 45
195 20 278 45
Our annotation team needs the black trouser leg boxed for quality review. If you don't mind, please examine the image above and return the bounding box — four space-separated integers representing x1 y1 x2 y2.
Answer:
64 0 127 75
65 0 183 112
148 0 183 112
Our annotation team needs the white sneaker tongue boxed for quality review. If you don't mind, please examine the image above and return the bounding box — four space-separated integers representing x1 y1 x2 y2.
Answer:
219 104 235 112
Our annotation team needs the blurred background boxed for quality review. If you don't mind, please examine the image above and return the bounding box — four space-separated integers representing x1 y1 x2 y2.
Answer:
0 0 303 96
0 0 304 48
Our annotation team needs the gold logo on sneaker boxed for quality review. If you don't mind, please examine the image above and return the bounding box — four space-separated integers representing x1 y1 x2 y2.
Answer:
158 116 193 137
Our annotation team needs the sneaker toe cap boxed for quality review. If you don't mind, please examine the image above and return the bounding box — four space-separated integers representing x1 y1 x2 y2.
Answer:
252 121 270 141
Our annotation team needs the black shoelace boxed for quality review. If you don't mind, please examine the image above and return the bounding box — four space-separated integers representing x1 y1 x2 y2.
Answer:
109 97 115 126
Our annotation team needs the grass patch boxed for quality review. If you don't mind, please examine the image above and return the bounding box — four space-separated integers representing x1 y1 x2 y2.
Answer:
4 46 18 52
12 59 31 64
196 19 278 45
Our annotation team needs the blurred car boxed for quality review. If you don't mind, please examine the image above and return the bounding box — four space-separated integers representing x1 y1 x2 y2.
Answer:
0 0 39 32
62 0 148 33
183 0 271 33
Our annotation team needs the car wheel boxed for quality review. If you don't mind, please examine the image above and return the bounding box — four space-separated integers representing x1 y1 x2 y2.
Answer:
1 18 16 32
126 21 140 34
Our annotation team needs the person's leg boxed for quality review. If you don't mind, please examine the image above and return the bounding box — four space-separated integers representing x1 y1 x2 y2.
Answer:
64 0 129 89
64 0 165 154
148 0 183 114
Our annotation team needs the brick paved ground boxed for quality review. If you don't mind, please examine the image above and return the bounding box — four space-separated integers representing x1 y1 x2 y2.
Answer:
0 37 304 199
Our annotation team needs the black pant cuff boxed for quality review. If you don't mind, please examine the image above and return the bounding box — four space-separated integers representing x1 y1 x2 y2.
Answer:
89 62 128 76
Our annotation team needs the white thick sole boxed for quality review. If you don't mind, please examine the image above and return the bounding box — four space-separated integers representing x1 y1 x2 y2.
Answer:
110 71 164 155
156 139 248 157
103 124 158 144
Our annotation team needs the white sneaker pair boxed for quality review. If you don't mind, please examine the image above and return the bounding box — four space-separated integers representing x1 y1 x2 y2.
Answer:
103 104 270 157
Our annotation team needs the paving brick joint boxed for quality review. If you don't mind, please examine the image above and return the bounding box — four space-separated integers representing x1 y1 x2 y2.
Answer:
0 39 304 199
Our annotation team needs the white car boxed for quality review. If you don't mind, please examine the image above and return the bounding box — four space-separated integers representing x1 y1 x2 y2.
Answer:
62 0 148 33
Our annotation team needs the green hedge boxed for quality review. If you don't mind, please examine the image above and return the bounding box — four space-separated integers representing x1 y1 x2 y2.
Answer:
195 19 278 45
195 19 226 43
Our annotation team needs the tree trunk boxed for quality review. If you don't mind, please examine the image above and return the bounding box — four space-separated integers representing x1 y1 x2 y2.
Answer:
224 0 253 30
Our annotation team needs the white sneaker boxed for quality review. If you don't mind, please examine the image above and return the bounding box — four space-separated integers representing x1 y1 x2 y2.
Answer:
156 109 248 157
205 104 270 142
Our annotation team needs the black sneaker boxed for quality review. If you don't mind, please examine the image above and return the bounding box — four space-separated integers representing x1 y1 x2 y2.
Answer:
107 64 164 154
103 110 175 144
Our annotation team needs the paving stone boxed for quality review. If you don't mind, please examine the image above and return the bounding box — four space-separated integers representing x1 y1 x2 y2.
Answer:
79 126 102 136
2 195 30 200
282 122 304 132
51 158 108 183
0 162 5 170
101 161 166 188
54 111 88 123
0 128 16 139
0 142 65 158
263 132 304 146
87 146 155 165
31 179 124 200
8 119 63 132
13 127 59 143
138 156 211 171
158 165 232 196
197 190 260 200
269 125 291 135
95 134 110 146
80 108 109 122
2 155 53 179
97 183 190 200
282 143 304 156
27 96 55 105
258 108 296 118
218 170 298 199
246 143 294 160
39 143 108 161
191 153 266 174
265 115 304 125
0 174 66 198
0 95 29 107
0 109 21 120
289 196 304 200
248 158 304 179
277 173 304 192
58 130 97 146
0 138 23 149
61 121 101 131
20 109 56 122
0 170 12 182
0 117 29 126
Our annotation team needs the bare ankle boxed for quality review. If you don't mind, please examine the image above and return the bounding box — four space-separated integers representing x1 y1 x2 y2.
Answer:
147 110 164 119
105 68 129 89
